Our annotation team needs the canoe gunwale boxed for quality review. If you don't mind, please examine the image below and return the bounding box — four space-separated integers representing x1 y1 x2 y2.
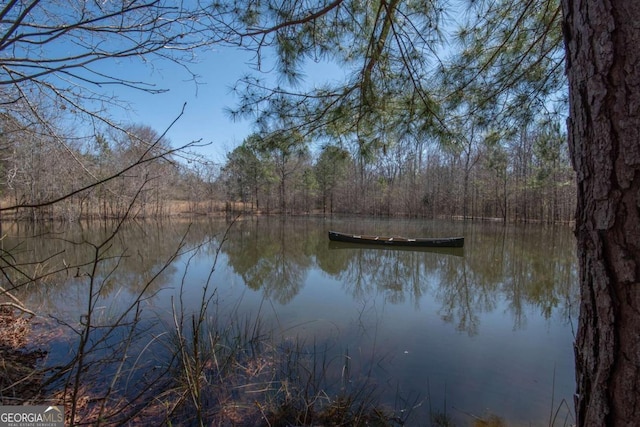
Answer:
328 231 464 248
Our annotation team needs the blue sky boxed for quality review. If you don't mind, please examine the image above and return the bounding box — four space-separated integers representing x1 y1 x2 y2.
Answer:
106 47 256 163
106 46 347 164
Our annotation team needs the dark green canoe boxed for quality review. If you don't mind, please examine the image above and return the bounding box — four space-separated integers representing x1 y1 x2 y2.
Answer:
328 231 464 248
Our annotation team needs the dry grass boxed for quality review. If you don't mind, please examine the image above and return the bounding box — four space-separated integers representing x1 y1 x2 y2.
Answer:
0 306 30 348
0 307 46 405
472 414 507 427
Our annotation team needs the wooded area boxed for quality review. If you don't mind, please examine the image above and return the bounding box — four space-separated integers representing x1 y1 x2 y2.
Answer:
0 116 575 223
219 125 575 221
0 0 574 224
1 117 575 222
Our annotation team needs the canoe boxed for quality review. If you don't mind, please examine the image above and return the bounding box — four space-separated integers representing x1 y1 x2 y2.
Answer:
328 231 464 248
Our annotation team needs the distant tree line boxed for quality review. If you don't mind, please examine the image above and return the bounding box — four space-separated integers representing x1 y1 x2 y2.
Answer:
0 117 195 221
220 121 576 223
0 112 575 223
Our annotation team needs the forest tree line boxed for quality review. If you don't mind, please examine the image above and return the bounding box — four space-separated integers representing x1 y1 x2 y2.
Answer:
220 119 575 222
0 111 575 223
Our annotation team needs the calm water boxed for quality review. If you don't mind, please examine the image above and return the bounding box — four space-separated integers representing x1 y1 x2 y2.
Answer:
8 217 578 426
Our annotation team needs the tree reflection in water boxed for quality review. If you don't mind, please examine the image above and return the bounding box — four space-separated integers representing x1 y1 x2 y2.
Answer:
6 217 577 425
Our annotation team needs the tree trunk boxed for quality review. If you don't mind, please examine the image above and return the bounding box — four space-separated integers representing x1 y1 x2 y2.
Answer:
562 1 640 425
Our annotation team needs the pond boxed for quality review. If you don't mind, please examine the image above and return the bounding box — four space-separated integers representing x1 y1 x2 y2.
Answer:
5 217 578 426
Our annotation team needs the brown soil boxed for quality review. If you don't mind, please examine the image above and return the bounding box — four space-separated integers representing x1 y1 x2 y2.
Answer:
0 306 47 405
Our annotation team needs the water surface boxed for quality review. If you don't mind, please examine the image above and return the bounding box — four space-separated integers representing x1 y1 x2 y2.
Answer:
7 217 577 425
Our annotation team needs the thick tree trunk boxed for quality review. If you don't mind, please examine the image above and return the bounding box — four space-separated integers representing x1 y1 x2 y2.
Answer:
561 0 640 426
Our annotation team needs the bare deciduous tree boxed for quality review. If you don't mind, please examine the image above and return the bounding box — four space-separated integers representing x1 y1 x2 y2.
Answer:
0 0 219 214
